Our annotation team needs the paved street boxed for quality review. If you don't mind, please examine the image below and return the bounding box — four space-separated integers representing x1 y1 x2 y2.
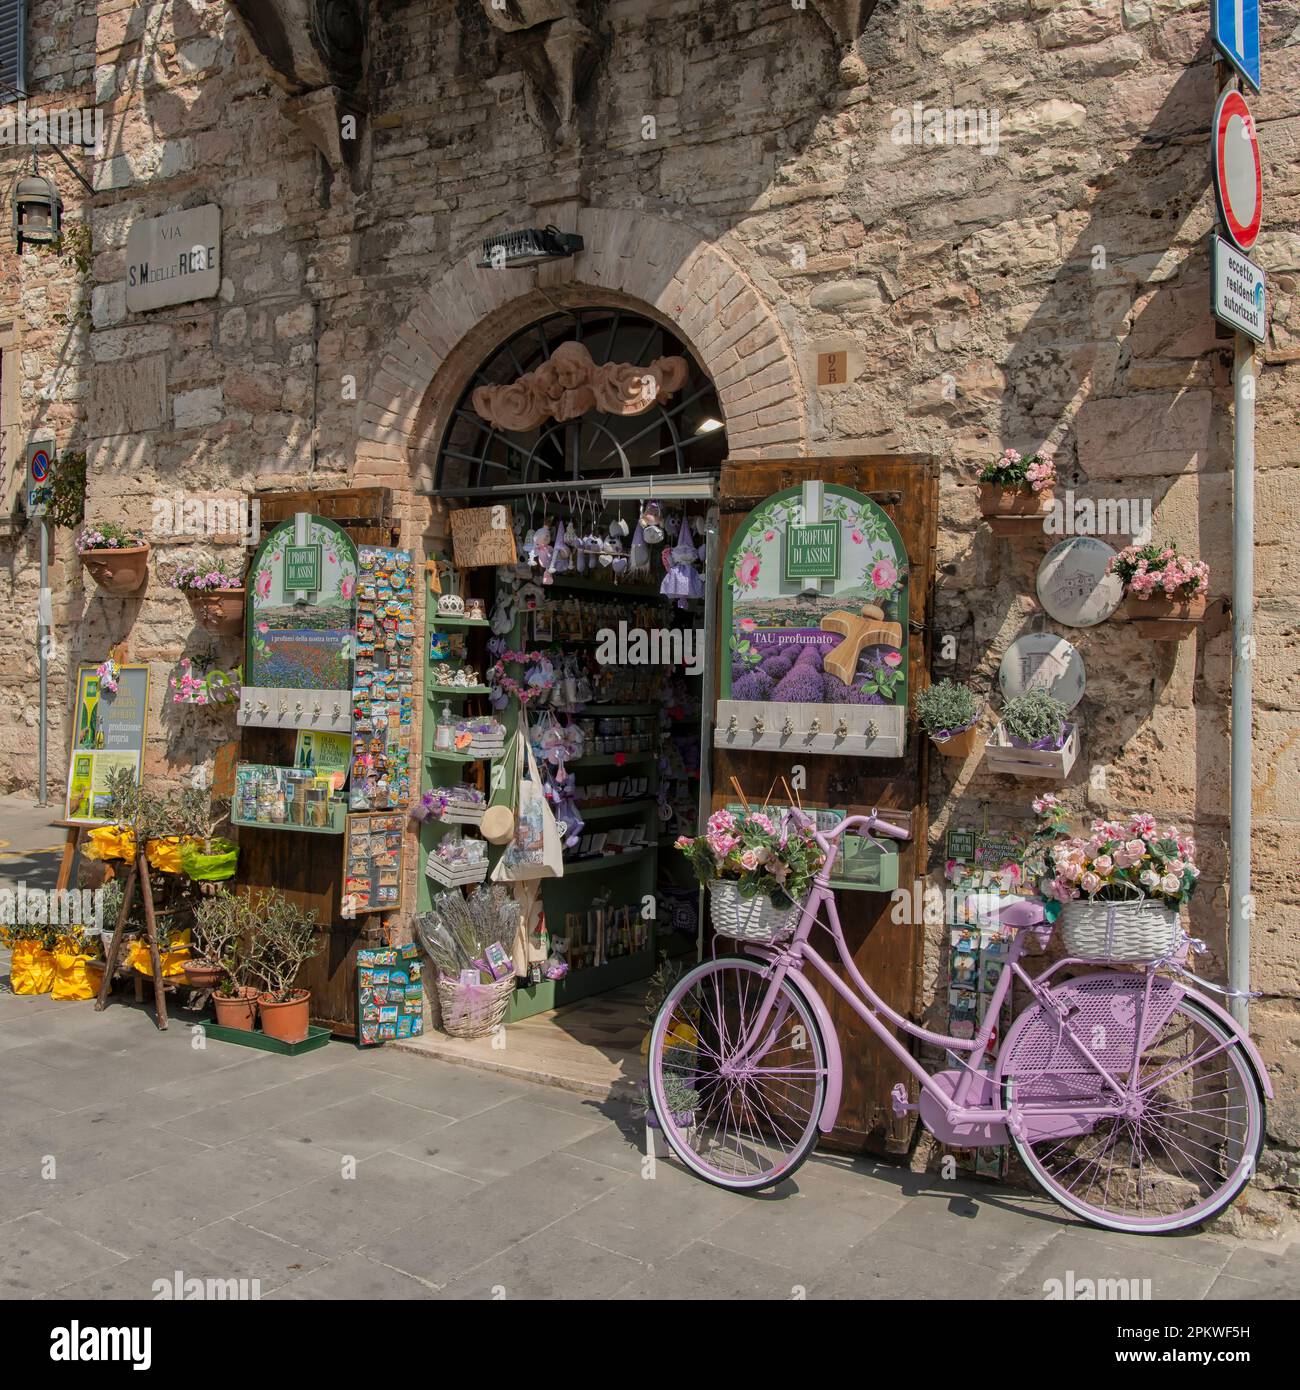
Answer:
0 976 1295 1301
2 793 1295 1302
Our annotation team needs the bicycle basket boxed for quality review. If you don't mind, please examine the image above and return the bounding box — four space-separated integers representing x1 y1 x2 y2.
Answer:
1058 886 1182 962
707 880 800 945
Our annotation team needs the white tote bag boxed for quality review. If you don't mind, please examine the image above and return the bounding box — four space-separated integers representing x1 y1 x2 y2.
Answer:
491 730 564 882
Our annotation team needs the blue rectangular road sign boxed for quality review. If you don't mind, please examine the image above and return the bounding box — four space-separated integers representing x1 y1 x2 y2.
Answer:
1212 0 1261 93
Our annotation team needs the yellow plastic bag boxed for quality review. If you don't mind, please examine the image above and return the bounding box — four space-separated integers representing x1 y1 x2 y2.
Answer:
145 837 192 875
51 948 97 1001
86 826 137 862
126 928 191 978
9 939 55 995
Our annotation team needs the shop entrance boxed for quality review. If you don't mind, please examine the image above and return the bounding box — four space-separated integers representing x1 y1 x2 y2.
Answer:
405 306 727 1096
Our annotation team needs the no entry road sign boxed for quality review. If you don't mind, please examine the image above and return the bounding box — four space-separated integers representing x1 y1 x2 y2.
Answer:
1213 87 1262 253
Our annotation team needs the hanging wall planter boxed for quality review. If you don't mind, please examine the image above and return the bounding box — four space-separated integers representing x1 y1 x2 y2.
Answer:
986 690 1078 779
1108 542 1211 641
914 679 983 760
976 448 1057 539
1123 591 1208 639
185 586 246 636
76 526 150 596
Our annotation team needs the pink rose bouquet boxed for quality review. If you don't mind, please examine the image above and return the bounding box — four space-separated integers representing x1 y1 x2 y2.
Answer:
978 447 1057 493
675 806 825 909
1108 542 1209 602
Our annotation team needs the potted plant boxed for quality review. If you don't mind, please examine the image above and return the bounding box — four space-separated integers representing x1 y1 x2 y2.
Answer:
976 448 1056 536
675 807 826 944
1108 541 1209 640
170 554 246 636
915 679 982 757
193 888 260 1026
1 922 57 996
246 890 322 1043
76 522 150 596
1000 690 1069 751
1031 799 1198 961
174 785 239 883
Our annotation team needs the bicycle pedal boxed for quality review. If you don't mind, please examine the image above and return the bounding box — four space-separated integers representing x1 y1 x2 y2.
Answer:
890 1083 915 1117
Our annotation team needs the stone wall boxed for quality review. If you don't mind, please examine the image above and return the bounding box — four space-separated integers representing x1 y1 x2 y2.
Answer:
0 0 1295 1224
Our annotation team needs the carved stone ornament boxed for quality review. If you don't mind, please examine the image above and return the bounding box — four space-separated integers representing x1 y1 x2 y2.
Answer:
470 341 689 432
479 1 601 143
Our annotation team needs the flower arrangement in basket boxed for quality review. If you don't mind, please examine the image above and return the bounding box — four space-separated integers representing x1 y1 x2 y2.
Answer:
976 448 1057 535
1108 541 1209 639
675 806 825 944
1031 794 1199 961
415 884 522 1037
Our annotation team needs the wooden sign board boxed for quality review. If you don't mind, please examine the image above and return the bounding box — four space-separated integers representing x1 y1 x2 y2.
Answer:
449 504 518 568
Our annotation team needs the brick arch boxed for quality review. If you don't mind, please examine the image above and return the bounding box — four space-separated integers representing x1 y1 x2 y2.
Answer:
354 207 807 504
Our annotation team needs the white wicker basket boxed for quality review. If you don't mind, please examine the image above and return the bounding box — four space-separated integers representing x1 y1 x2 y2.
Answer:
707 879 801 945
1058 892 1182 962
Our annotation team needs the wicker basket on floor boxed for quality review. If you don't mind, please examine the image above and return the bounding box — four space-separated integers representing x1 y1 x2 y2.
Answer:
436 973 515 1039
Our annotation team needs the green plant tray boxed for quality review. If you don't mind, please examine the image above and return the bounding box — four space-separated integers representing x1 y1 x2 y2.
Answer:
200 1021 333 1055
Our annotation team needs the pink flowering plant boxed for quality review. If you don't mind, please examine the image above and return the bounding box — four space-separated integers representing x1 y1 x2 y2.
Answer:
1108 541 1208 602
76 523 145 553
169 554 244 593
979 448 1056 493
675 807 825 909
1031 796 1199 911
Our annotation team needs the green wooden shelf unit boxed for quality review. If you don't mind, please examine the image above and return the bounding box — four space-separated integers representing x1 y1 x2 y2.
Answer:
418 572 666 1024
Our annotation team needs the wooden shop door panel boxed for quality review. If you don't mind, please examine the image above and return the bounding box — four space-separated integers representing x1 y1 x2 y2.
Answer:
712 456 937 1156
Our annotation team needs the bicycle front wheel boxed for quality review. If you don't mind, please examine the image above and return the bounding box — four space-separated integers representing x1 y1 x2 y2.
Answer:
648 957 827 1191
1003 992 1265 1234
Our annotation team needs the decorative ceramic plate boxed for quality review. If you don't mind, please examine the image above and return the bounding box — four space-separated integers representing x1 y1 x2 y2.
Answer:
1036 537 1123 627
998 633 1086 711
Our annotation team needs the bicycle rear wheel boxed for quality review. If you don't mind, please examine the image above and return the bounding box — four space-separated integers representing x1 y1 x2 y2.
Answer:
648 957 827 1191
1003 991 1265 1234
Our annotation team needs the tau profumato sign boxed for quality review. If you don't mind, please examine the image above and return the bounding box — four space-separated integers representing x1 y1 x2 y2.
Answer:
718 483 910 758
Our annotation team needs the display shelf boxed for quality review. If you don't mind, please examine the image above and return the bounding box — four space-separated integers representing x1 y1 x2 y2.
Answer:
427 615 490 628
580 703 660 717
559 847 651 874
231 802 348 835
568 751 656 766
427 684 492 697
537 575 668 600
578 799 657 820
508 947 655 1021
425 749 502 764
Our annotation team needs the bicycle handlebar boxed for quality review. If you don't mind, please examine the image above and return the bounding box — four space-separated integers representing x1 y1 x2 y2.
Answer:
787 805 909 844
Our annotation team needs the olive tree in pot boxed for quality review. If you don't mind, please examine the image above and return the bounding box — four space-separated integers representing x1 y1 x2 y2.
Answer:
246 891 321 1043
915 679 982 757
193 888 260 1027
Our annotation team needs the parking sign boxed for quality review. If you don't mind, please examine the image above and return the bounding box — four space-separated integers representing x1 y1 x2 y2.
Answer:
1212 0 1261 94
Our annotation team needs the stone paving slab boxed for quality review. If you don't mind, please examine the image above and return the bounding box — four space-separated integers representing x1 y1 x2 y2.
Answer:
0 986 1294 1301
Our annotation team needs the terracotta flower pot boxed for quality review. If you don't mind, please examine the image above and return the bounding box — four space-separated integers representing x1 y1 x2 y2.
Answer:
930 718 981 758
212 986 259 1031
185 586 245 637
182 960 224 990
257 989 311 1044
977 484 1054 538
1123 591 1207 640
80 544 150 596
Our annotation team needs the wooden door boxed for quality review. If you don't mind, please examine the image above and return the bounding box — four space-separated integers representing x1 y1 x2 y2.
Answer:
712 456 937 1156
233 488 400 1037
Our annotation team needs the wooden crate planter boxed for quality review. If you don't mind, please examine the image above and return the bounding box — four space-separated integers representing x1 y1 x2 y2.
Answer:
978 484 1053 539
985 722 1079 780
1122 592 1207 640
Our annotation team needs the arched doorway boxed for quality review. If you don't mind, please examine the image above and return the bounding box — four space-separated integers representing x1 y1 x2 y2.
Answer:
432 305 728 496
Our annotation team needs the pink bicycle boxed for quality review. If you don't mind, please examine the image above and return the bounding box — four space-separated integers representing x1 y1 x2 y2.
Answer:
648 808 1270 1234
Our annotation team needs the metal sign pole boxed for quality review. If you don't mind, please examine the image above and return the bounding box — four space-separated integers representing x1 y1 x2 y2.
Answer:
38 517 49 806
1228 334 1255 1029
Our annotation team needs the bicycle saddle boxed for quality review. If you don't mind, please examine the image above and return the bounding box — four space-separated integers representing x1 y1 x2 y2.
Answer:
965 894 1045 929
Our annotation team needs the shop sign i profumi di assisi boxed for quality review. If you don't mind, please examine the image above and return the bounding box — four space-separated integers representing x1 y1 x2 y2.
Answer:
784 522 840 581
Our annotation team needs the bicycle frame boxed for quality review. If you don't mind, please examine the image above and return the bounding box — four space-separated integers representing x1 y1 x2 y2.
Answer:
726 823 1271 1148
